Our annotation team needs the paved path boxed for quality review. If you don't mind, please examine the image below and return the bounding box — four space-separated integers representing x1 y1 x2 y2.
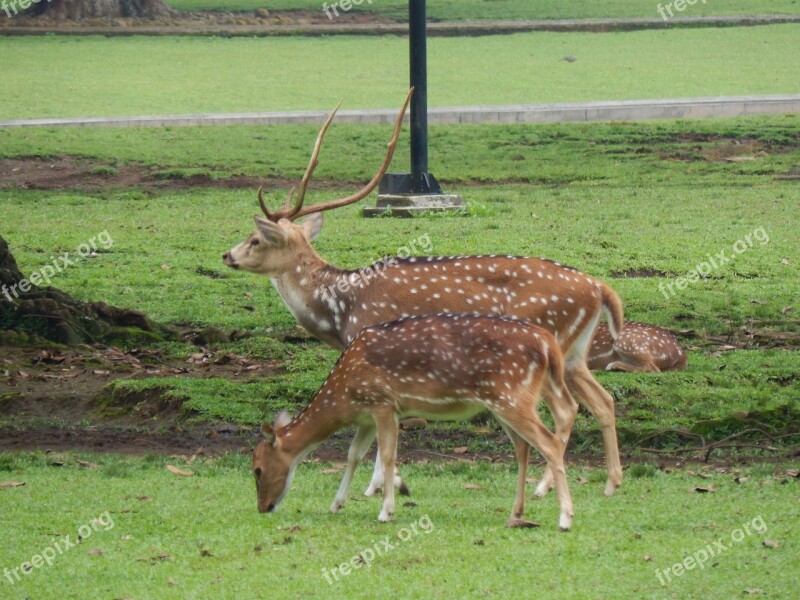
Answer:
1 14 798 37
2 95 798 129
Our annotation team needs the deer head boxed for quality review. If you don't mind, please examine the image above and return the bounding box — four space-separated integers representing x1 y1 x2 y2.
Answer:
252 411 294 513
222 89 413 277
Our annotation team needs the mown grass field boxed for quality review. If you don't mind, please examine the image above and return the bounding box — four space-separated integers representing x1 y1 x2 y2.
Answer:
168 0 800 21
1 25 800 118
0 453 797 599
1 115 798 436
1 26 799 594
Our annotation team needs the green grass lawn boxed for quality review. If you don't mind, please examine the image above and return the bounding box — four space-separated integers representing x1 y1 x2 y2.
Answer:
1 115 798 440
168 0 800 21
1 25 799 119
0 453 796 600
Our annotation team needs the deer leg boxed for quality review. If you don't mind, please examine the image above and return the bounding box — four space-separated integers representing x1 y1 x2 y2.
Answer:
534 377 578 498
496 403 573 531
331 424 376 513
365 447 410 497
606 359 660 373
374 411 400 523
566 366 622 496
498 424 537 528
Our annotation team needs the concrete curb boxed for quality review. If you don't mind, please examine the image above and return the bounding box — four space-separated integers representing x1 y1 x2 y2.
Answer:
2 95 798 129
0 14 798 37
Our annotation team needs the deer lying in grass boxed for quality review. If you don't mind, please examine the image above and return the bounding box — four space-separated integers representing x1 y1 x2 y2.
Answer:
253 314 577 530
225 90 625 497
587 322 687 372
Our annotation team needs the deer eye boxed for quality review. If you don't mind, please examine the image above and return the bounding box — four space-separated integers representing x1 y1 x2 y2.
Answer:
250 239 260 247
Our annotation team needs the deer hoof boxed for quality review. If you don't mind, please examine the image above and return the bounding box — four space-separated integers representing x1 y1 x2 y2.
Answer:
505 518 540 529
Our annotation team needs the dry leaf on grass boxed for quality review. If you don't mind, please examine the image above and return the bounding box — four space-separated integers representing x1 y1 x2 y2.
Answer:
464 484 482 491
0 481 26 488
166 465 194 477
453 446 469 454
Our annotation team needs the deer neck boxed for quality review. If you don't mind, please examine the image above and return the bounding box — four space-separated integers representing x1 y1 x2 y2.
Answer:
270 247 350 349
279 394 348 459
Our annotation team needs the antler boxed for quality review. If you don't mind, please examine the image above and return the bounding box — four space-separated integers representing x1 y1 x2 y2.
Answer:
258 87 414 222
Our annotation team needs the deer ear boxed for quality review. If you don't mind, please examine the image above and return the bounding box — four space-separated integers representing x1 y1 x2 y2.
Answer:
254 216 288 246
300 213 323 241
261 422 276 443
273 410 292 430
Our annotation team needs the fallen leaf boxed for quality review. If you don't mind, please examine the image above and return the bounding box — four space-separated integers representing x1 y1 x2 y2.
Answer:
749 298 767 305
93 369 111 376
167 578 178 587
744 589 763 595
77 460 99 469
525 477 539 484
464 484 482 491
161 264 170 271
136 496 153 502
734 476 750 484
781 306 793 314
17 370 30 379
87 549 103 556
576 476 589 484
762 540 780 549
780 258 790 265
199 548 214 557
320 468 343 475
697 472 713 479
166 465 194 477
121 535 132 541
787 469 799 478
0 481 26 488
644 555 653 562
403 501 418 508
693 486 716 493
453 447 469 455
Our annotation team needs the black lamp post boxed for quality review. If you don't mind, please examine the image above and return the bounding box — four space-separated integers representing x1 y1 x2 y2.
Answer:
378 0 443 196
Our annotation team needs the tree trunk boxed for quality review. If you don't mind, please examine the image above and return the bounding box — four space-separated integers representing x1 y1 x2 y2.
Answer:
1 235 171 346
28 0 175 20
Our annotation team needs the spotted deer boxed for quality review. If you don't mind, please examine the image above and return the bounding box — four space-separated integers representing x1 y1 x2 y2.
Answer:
224 90 625 497
587 322 687 372
253 314 576 530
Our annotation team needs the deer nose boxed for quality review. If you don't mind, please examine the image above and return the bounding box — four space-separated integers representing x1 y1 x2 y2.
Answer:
222 252 229 260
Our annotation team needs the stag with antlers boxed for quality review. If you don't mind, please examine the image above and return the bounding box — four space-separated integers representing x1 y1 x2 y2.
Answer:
224 90 625 497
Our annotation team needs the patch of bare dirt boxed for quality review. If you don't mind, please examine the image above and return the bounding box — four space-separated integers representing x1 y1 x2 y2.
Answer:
0 156 352 193
0 9 401 30
0 341 280 426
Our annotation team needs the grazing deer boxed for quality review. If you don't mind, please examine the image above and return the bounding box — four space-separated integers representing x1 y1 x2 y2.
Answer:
587 322 687 372
253 314 576 530
224 89 625 497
